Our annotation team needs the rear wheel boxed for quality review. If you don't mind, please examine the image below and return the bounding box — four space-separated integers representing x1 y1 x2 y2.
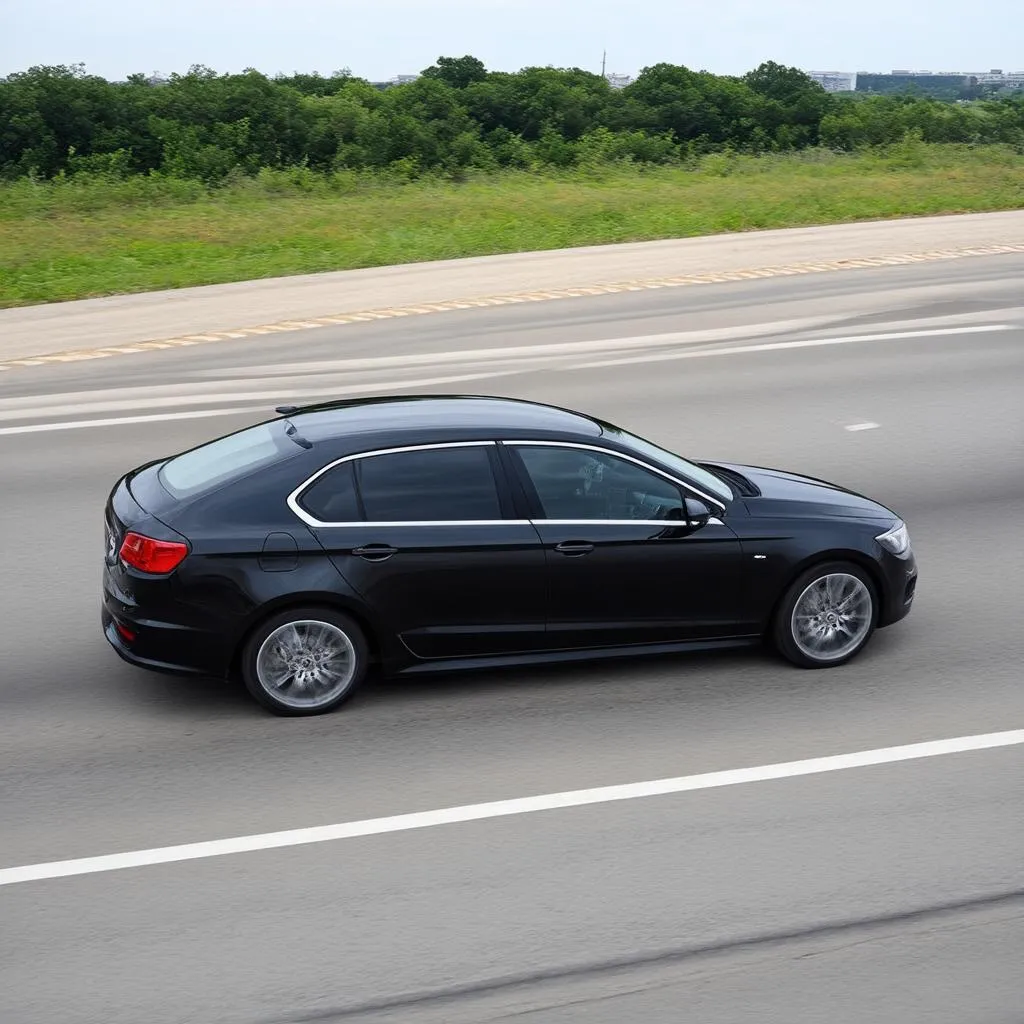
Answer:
240 606 368 716
773 562 878 669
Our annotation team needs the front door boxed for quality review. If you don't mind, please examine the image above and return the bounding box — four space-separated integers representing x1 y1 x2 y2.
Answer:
505 443 746 650
300 443 547 660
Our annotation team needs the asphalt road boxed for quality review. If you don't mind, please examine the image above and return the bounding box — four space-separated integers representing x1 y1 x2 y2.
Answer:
1 255 1023 1023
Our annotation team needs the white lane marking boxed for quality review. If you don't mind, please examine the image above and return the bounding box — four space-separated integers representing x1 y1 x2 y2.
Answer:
0 316 837 421
0 316 999 416
846 422 881 432
0 355 585 423
0 324 1012 435
576 324 1013 369
195 317 834 378
1 729 1021 888
0 371 525 436
0 407 272 435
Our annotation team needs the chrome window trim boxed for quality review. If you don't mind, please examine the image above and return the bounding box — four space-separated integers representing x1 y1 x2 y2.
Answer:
502 439 729 513
286 438 728 530
301 519 535 528
286 441 506 529
534 518 725 528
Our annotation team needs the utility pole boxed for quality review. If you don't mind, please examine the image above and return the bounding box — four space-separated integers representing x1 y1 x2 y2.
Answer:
601 50 607 78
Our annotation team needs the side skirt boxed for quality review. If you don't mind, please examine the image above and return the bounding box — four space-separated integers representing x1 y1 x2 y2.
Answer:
394 636 761 676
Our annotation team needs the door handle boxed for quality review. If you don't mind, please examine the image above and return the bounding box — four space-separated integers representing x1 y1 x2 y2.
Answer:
554 541 595 556
351 544 398 562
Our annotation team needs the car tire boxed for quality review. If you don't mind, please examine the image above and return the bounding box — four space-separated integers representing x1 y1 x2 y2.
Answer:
240 605 369 716
773 561 879 669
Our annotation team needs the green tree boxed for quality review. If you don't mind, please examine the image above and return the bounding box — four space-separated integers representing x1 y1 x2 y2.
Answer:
743 61 831 148
2 58 1022 183
421 55 488 90
627 64 762 148
0 64 151 177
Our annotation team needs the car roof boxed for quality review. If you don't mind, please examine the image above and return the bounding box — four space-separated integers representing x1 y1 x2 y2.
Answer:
287 395 605 447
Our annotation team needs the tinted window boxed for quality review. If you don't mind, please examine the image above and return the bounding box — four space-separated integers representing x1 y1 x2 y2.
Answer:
602 426 733 504
298 461 361 522
355 446 502 522
159 422 293 499
516 446 684 521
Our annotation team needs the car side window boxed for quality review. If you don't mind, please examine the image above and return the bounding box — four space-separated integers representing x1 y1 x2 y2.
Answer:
355 446 503 522
515 446 684 521
297 460 362 522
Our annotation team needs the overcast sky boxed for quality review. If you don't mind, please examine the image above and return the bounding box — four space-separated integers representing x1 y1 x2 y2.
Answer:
2 0 1019 81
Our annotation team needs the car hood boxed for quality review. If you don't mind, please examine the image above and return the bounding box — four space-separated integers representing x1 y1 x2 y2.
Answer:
706 462 897 521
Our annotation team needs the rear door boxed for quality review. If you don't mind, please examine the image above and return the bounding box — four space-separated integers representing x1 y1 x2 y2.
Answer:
295 442 547 660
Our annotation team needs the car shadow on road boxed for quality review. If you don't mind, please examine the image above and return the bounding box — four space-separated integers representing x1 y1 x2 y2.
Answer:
95 627 905 721
356 628 906 720
359 645 773 708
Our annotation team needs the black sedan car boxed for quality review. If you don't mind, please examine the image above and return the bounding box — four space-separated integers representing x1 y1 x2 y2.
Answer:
102 395 917 715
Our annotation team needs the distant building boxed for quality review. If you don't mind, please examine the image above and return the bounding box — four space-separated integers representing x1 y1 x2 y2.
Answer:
801 67 1023 99
808 71 857 92
605 72 634 89
854 71 972 98
368 73 422 90
976 70 1024 87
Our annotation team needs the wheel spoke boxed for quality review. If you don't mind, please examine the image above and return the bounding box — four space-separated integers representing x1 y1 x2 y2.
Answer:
255 620 357 709
791 573 873 663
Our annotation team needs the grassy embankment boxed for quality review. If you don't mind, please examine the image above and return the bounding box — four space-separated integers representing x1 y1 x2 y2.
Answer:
1 142 1021 308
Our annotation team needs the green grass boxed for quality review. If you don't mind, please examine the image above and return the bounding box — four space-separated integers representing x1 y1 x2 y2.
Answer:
1 143 1022 307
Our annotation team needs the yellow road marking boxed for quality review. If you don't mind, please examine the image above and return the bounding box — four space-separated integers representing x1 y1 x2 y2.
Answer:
1 241 1022 373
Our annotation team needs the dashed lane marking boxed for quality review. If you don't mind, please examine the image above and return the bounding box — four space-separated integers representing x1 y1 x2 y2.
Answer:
1 241 1022 374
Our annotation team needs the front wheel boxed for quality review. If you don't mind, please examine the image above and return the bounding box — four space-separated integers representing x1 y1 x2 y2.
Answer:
773 562 878 669
240 606 369 715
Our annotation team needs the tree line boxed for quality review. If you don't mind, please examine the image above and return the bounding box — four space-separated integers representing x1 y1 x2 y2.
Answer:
3 57 1023 182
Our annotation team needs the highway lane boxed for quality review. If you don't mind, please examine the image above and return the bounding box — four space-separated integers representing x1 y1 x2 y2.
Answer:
2 750 1022 1023
1 256 1023 1022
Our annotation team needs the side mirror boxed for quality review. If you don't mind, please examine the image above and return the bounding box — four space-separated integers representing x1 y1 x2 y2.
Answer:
683 497 713 529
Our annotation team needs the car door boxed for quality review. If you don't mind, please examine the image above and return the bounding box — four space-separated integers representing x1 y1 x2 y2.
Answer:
294 441 547 660
503 442 746 650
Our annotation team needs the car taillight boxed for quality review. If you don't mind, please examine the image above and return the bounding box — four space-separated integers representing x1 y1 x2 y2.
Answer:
119 532 189 574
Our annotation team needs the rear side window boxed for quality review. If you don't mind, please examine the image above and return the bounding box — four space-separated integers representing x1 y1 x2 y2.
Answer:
356 446 502 522
159 422 293 499
297 461 361 522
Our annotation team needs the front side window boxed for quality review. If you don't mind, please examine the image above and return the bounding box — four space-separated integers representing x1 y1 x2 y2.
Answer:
355 445 502 522
515 446 684 521
602 426 733 505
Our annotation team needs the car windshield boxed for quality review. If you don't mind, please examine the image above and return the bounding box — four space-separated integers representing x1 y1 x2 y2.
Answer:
602 425 734 504
158 421 293 499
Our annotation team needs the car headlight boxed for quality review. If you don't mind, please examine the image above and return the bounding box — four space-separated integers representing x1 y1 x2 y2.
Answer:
876 520 911 558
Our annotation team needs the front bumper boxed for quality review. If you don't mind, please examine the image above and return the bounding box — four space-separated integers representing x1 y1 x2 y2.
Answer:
877 549 918 628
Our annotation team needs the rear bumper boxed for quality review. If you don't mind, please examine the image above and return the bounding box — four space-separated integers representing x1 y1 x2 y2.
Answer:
103 611 209 677
101 581 229 678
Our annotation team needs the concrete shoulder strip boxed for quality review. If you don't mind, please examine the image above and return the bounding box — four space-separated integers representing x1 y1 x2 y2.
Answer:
1 240 1023 374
